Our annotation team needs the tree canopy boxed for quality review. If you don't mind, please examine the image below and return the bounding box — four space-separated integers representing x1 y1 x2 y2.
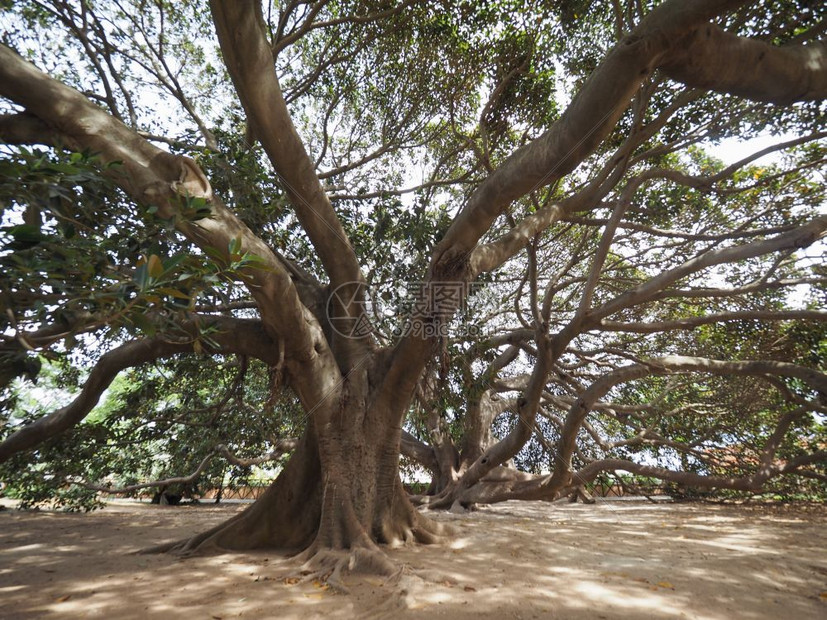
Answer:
0 0 825 578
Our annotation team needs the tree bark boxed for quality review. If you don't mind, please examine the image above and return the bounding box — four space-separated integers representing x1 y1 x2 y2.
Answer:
154 380 450 584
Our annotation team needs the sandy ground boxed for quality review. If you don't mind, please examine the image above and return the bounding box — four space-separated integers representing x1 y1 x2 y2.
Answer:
1 497 825 619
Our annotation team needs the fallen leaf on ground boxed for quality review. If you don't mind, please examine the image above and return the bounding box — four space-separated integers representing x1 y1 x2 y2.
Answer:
657 581 675 589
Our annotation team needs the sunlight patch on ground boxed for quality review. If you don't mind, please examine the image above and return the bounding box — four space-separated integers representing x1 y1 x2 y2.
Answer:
447 537 471 550
2 500 825 619
6 542 45 552
571 581 684 614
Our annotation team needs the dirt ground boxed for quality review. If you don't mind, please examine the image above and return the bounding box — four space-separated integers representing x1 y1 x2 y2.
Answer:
1 497 825 619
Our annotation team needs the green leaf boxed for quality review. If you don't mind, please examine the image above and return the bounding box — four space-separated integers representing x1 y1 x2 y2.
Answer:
4 224 45 248
129 312 156 336
147 254 164 279
157 287 191 300
133 263 149 289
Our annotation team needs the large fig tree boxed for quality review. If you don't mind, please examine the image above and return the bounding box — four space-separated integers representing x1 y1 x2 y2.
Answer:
1 0 825 576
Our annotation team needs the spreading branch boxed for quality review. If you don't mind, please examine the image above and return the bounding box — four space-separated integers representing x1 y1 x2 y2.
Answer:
0 317 281 463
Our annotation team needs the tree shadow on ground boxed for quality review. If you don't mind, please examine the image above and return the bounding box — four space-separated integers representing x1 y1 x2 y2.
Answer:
0 499 825 619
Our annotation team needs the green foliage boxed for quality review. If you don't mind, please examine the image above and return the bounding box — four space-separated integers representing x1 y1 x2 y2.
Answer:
0 355 303 510
0 146 286 352
0 0 825 506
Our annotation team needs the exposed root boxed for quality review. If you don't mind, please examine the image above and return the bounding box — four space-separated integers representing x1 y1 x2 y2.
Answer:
414 486 458 511
295 546 399 594
356 566 464 618
391 506 459 543
288 504 457 592
415 472 576 509
136 510 251 555
137 529 224 556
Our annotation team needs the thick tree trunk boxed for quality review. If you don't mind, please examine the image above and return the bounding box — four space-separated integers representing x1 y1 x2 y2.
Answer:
156 430 322 554
156 383 449 582
306 396 446 554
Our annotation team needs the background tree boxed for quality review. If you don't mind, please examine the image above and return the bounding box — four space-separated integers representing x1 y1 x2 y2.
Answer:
0 0 825 581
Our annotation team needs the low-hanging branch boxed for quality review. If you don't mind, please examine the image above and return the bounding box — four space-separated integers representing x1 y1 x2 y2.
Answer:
81 440 300 496
422 356 827 507
0 316 281 464
214 440 299 467
572 452 827 493
82 453 216 495
543 356 827 494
